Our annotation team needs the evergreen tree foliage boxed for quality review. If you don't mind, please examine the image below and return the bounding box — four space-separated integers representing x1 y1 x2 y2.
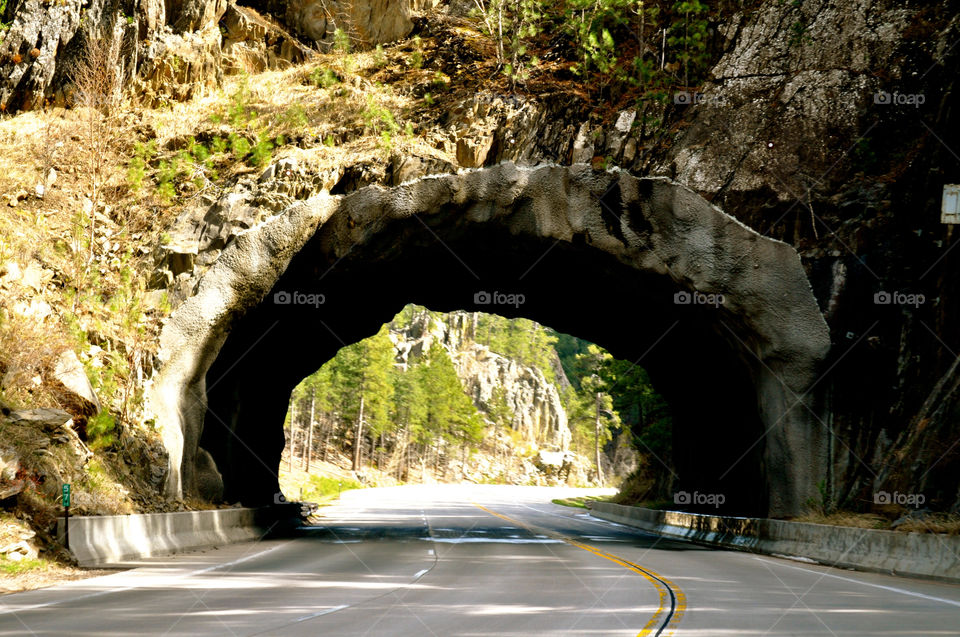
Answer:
550 330 592 389
474 313 558 381
420 342 484 448
564 345 622 463
285 304 670 487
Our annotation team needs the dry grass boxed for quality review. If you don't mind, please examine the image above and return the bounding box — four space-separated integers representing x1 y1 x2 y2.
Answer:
136 42 454 174
0 559 111 595
0 512 110 595
791 511 960 534
891 514 960 535
0 25 461 459
792 511 890 530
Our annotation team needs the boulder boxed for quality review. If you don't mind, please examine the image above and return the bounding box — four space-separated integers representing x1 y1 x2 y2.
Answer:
135 23 224 106
4 407 74 431
286 0 413 47
51 350 100 416
534 450 579 479
0 539 38 561
168 0 228 33
222 4 313 74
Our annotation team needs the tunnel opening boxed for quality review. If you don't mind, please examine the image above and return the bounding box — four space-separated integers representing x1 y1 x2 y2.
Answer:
152 164 830 518
201 218 769 515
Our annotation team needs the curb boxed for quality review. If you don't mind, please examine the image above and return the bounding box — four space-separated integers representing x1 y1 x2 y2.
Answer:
588 502 960 582
57 507 270 567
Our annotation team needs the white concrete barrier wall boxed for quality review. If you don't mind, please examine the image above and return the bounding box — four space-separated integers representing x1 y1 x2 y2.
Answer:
57 508 267 567
589 502 960 582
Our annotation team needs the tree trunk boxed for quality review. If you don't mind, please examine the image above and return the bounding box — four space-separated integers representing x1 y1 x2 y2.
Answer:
595 391 604 487
399 426 408 480
322 413 330 462
352 395 365 471
288 400 297 472
377 431 384 469
304 390 315 472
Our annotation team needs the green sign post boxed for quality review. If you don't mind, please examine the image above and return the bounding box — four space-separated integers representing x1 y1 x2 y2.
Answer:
62 483 70 549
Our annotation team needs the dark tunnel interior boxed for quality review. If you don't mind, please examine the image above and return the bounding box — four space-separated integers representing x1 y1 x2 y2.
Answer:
201 213 770 515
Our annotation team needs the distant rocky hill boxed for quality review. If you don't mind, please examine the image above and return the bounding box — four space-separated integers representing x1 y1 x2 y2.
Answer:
390 308 572 452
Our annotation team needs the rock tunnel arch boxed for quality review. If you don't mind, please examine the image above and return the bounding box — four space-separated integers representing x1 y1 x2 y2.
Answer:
147 163 831 518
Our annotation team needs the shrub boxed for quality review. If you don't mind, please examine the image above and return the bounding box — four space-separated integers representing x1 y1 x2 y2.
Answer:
310 67 340 89
248 132 274 167
86 412 117 451
409 36 424 69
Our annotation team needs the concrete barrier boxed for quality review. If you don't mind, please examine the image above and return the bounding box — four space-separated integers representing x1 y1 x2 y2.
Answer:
589 502 960 582
57 507 269 567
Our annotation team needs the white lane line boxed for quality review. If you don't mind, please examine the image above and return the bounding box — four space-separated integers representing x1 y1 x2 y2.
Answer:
291 604 349 623
0 543 288 615
753 557 960 608
263 511 440 632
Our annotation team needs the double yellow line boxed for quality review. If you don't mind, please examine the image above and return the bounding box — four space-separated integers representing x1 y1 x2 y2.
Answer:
474 504 686 636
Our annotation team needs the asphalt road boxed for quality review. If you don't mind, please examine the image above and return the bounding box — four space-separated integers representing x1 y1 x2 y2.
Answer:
2 484 959 636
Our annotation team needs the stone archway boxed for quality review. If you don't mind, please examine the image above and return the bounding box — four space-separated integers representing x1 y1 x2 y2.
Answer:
147 162 830 517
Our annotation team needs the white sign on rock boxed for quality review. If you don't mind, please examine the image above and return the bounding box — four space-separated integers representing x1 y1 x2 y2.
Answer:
943 184 960 224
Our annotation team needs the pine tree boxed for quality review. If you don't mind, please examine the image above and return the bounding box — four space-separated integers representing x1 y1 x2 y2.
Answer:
418 342 484 475
391 362 429 479
566 344 622 484
488 385 514 465
331 326 396 471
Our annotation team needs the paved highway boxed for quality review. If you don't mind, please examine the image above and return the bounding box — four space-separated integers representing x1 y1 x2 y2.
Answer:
2 485 959 635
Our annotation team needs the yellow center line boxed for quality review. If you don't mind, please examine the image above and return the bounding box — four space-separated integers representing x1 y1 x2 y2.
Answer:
473 503 686 637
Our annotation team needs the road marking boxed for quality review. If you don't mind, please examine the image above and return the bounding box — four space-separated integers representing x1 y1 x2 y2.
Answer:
413 569 429 579
0 543 288 615
474 504 686 637
753 557 960 608
424 537 564 544
291 604 349 623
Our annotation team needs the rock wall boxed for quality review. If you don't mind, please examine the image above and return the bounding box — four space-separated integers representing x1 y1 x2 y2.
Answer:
391 309 572 451
0 0 228 111
638 0 960 513
0 0 412 111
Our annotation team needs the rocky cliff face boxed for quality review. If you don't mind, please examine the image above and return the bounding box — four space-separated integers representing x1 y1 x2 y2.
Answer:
3 0 956 514
641 0 960 513
0 0 414 111
391 309 572 452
